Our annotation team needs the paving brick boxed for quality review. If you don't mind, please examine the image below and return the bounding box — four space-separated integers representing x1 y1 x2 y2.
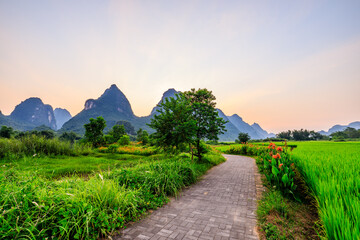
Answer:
114 155 259 240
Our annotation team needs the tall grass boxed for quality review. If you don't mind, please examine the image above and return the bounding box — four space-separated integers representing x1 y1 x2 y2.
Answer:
0 135 92 159
0 171 139 239
290 141 360 240
0 150 225 239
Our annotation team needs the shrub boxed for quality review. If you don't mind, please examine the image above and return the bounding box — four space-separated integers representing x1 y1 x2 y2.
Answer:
118 135 130 146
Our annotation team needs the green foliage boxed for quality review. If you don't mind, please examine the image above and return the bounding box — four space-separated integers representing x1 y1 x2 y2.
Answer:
15 129 56 139
257 191 289 222
0 135 91 159
108 124 126 142
183 88 227 160
0 145 225 239
148 93 196 152
59 131 81 144
149 89 226 161
98 145 158 156
258 143 297 196
235 132 250 143
291 141 360 240
0 125 13 138
84 117 106 147
118 135 130 146
136 128 149 145
276 130 292 140
0 172 137 239
331 127 360 140
220 142 297 196
115 120 136 135
277 129 325 141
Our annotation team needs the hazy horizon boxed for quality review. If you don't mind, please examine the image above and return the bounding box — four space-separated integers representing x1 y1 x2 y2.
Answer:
1 1 359 133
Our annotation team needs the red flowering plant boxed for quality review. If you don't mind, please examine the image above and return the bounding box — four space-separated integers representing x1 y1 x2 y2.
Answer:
260 142 297 196
222 141 297 196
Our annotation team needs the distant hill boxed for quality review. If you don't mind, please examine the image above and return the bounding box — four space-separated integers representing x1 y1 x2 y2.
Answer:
252 123 275 139
1 84 274 141
216 110 241 141
228 114 260 139
150 88 179 115
61 84 147 134
9 97 57 130
54 108 72 130
320 121 360 135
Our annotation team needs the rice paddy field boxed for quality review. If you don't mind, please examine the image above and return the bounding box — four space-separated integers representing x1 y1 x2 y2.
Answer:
218 141 360 239
289 141 360 240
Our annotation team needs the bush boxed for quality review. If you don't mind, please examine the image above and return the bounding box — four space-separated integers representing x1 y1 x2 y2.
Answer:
0 171 139 239
118 135 130 146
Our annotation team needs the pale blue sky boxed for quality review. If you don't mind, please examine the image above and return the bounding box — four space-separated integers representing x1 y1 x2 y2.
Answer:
0 0 359 132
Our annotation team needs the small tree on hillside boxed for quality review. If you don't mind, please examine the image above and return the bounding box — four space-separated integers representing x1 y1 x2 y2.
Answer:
235 132 250 143
84 116 106 147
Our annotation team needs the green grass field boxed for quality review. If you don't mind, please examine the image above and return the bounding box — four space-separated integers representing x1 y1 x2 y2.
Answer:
289 141 360 240
0 141 225 239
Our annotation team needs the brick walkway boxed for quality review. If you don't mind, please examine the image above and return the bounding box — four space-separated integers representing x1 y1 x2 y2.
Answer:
115 154 259 240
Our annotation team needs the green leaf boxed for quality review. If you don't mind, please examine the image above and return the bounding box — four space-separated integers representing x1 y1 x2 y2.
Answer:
272 166 279 176
281 173 289 185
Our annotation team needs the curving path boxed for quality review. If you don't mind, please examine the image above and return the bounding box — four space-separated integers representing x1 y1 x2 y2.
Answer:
115 154 259 240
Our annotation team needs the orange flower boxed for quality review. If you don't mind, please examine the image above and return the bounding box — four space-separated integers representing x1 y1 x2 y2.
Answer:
269 160 271 163
277 147 283 152
279 163 283 168
272 153 281 159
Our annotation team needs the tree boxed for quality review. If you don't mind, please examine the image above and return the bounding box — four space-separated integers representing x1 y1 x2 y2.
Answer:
136 128 149 145
149 89 226 160
59 131 80 144
183 88 227 161
108 124 126 142
84 117 106 147
38 130 55 139
236 132 250 143
292 129 311 141
148 93 196 152
343 127 360 139
115 120 136 135
277 130 292 140
309 131 324 140
0 126 13 138
118 135 130 145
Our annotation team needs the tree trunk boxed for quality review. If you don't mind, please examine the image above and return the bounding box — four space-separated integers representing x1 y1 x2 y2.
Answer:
196 139 201 161
189 143 194 161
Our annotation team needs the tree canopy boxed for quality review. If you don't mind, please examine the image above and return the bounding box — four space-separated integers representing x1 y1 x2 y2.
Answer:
236 132 250 143
148 88 226 160
148 93 196 152
84 116 106 147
